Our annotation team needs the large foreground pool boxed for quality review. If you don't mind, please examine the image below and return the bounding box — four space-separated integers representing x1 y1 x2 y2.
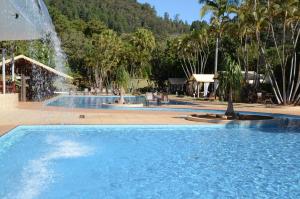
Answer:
0 125 299 199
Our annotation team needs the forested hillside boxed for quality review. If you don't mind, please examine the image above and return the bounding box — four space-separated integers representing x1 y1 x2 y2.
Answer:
45 0 189 38
2 0 299 105
27 0 190 89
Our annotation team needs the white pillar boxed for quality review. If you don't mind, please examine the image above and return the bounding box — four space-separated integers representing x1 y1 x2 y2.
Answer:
2 49 6 94
197 82 200 98
11 51 15 81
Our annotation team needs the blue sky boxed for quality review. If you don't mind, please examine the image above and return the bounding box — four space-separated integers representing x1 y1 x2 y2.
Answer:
137 0 209 24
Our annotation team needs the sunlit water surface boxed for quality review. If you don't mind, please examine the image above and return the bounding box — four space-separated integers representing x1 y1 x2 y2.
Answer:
0 125 299 199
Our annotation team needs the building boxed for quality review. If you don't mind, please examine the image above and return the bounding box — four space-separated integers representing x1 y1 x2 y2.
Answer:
167 78 187 94
190 74 215 98
242 71 267 85
0 55 73 101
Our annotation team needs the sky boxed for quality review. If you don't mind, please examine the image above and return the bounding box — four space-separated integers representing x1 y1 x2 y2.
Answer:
137 0 210 24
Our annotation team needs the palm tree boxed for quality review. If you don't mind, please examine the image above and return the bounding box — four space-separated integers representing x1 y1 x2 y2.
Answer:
128 28 156 78
175 29 211 79
219 56 243 116
189 29 211 74
199 0 240 94
115 66 130 104
253 0 300 105
230 1 256 83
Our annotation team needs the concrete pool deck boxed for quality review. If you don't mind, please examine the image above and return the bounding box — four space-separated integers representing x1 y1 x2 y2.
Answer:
1 97 300 136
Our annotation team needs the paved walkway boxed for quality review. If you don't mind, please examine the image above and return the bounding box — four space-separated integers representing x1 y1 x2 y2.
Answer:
1 99 300 136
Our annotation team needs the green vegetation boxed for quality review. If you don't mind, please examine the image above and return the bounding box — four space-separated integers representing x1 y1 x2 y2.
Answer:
219 56 243 116
1 0 300 106
199 0 240 93
115 66 130 104
42 0 181 91
1 0 188 92
44 0 189 38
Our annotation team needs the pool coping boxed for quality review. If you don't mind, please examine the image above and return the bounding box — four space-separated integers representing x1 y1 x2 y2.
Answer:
2 103 300 138
2 96 300 137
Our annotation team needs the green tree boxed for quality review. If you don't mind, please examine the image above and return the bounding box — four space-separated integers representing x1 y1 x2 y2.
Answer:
84 20 107 37
252 0 300 105
229 1 257 84
199 0 240 93
45 0 189 38
190 20 209 31
127 28 156 78
219 56 243 116
169 28 211 79
115 66 130 104
86 29 123 90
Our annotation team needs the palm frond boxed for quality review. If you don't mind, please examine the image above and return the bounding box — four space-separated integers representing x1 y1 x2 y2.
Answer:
200 4 216 18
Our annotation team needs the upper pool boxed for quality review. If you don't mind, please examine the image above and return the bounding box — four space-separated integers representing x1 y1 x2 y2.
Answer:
46 95 194 110
47 96 146 109
0 125 299 199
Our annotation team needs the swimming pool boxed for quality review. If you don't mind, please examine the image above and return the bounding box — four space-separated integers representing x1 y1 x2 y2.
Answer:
46 96 194 109
47 96 146 109
0 125 299 199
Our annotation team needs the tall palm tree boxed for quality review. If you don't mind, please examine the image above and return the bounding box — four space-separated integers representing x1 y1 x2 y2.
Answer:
253 0 300 105
175 29 211 79
199 0 240 94
230 0 256 84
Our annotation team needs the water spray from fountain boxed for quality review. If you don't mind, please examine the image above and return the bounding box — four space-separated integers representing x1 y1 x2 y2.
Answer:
3 0 69 92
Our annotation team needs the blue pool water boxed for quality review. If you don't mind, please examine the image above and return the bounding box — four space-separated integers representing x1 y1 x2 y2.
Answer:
0 125 299 199
47 96 147 109
46 96 194 109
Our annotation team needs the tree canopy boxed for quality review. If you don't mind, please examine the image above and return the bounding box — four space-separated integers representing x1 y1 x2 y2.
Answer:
1 0 300 105
45 0 189 39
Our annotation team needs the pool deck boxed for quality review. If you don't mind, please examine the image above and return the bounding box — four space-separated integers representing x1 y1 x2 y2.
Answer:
1 97 300 136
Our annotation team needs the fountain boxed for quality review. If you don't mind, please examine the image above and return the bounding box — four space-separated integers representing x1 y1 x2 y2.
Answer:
0 0 68 96
0 0 43 41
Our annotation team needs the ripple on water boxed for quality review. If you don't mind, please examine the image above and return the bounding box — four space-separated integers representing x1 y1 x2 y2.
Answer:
0 125 299 199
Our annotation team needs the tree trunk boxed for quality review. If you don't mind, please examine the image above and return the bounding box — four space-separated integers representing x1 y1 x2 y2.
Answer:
119 87 125 104
225 87 235 116
287 55 295 102
282 67 287 105
213 36 219 94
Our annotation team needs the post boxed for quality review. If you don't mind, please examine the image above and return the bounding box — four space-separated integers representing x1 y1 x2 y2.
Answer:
2 48 6 94
197 82 200 98
11 47 15 81
21 74 27 102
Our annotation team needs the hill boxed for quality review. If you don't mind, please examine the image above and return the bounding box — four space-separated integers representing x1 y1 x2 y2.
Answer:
45 0 189 38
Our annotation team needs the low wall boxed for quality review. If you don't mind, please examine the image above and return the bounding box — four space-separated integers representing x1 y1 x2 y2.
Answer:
0 94 19 110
